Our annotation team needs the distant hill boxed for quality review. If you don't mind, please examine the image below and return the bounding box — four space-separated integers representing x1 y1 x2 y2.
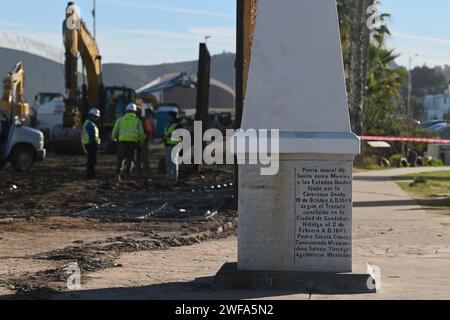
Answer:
103 53 236 91
0 46 235 103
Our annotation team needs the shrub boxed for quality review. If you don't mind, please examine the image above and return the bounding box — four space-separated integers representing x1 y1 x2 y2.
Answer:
424 156 433 166
430 159 444 167
424 156 444 167
389 154 403 167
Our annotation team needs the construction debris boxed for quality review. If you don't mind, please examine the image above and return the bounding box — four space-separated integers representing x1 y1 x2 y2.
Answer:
0 151 237 297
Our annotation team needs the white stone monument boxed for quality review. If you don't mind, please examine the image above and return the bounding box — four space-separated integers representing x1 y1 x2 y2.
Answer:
237 0 360 273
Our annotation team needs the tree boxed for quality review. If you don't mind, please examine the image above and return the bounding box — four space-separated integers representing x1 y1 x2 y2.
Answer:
340 0 394 136
364 44 407 136
410 66 448 98
337 0 407 136
347 0 373 136
410 96 425 121
397 66 447 121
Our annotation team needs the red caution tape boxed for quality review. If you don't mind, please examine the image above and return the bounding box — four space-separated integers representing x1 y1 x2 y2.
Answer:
359 136 450 144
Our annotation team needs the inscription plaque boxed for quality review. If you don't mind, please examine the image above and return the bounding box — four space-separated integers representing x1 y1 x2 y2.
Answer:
294 161 353 266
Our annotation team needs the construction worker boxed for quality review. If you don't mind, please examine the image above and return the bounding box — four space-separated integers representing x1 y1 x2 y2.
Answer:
112 103 145 181
81 108 101 179
164 111 181 184
136 105 155 178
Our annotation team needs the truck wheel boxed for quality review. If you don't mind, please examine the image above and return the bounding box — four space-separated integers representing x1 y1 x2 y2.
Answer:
10 145 35 172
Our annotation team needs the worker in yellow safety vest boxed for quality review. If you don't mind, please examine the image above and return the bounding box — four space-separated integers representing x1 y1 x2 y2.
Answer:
164 111 181 184
81 108 101 179
112 103 145 181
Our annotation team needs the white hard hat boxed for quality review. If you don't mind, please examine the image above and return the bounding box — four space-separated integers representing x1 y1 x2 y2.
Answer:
88 108 101 118
144 104 154 112
126 103 137 112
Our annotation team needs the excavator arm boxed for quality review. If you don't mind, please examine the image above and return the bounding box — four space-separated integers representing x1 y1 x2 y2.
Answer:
51 2 134 153
236 0 258 127
2 61 25 104
63 2 103 128
0 61 29 121
242 0 258 99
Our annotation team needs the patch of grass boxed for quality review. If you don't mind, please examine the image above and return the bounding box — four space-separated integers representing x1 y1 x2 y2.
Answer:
403 171 450 179
397 171 450 215
441 223 450 227
397 171 450 197
360 164 386 170
398 181 450 197
356 163 392 171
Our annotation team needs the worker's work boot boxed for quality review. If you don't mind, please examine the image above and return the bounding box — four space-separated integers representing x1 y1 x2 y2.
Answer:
117 160 126 181
129 162 136 177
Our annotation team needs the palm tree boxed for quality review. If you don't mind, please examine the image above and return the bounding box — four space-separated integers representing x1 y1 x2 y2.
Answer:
339 0 396 135
364 44 407 136
348 0 370 136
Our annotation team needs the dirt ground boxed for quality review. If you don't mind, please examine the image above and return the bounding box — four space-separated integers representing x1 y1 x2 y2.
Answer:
0 148 237 298
29 167 449 300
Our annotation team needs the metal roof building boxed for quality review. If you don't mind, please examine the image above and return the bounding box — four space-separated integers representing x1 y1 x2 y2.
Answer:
137 72 235 111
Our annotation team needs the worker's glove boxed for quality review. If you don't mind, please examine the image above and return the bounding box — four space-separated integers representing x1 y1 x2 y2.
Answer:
82 144 87 154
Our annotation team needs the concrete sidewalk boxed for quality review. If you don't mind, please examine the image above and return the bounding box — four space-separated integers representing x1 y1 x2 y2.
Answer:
316 166 450 299
57 167 450 299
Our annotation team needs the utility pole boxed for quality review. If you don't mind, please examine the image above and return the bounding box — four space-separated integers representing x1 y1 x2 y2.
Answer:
92 0 97 39
235 0 246 209
194 43 211 173
407 54 418 118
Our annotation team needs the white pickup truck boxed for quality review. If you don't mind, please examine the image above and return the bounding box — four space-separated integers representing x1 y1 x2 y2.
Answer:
0 109 46 172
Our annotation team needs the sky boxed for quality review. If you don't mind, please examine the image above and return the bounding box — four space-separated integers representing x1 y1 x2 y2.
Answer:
0 1 450 68
0 0 236 65
380 0 450 68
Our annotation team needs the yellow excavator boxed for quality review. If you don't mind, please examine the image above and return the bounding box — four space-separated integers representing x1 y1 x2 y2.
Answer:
233 0 258 128
242 0 258 99
52 2 135 151
0 61 30 123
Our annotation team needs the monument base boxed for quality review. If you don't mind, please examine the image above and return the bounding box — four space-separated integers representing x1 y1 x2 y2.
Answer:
213 263 376 294
238 153 356 272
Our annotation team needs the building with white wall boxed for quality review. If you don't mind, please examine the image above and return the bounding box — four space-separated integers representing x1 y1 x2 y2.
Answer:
424 82 450 120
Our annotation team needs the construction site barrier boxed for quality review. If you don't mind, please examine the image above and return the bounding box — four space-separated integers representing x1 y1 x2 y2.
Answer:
359 136 450 144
